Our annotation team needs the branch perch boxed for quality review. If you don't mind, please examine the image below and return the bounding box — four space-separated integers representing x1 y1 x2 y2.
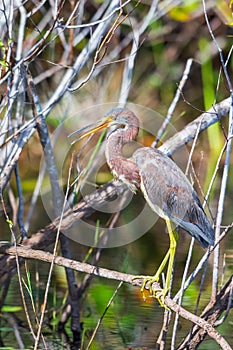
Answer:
0 244 232 350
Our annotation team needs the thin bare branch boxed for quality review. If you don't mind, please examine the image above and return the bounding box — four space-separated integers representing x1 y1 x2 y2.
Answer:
0 244 232 350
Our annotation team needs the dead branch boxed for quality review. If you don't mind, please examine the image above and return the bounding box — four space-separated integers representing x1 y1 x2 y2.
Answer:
0 180 126 283
0 243 232 350
177 275 233 349
159 97 231 156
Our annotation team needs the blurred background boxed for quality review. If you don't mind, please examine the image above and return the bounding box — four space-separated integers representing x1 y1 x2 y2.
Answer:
0 1 232 349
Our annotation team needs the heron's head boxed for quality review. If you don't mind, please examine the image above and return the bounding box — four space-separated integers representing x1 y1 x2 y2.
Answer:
69 108 139 142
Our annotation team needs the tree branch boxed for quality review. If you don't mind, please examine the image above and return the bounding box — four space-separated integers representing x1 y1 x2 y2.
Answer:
177 275 233 349
0 243 232 350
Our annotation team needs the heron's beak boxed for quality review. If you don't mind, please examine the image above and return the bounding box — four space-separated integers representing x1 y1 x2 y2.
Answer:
69 116 114 141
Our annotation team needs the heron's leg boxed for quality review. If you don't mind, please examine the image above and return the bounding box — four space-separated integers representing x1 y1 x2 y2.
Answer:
155 218 179 306
133 250 170 301
132 217 179 308
153 248 171 280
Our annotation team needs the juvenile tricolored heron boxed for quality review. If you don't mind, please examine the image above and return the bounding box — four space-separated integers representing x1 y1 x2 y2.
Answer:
72 108 214 306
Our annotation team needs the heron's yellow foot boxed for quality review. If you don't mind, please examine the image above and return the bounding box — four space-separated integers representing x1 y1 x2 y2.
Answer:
132 275 169 310
154 288 170 310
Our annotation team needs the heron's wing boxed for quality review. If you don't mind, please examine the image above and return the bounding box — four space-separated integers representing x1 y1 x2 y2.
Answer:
133 147 214 247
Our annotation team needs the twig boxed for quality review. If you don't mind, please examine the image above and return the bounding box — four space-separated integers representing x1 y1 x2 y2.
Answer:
203 140 228 209
0 195 36 341
26 72 81 348
68 0 139 92
156 309 171 350
86 281 123 350
153 58 193 147
27 73 63 216
76 199 126 298
33 153 74 350
7 313 25 349
15 0 27 62
171 238 195 349
174 225 232 303
213 100 233 297
24 98 71 231
159 97 231 156
42 0 121 114
177 275 233 350
23 1 66 63
119 0 158 106
214 280 233 327
14 165 27 239
59 0 132 29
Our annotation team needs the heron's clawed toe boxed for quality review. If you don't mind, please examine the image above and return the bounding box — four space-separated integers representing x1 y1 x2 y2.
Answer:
132 275 169 308
132 275 157 300
154 289 170 310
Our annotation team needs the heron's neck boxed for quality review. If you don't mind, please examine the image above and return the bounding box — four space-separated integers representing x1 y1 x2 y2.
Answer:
105 127 140 190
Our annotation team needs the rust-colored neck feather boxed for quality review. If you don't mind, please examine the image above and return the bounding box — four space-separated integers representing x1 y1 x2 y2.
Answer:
105 109 141 190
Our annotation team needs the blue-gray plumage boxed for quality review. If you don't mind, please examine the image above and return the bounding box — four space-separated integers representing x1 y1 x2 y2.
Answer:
133 147 214 248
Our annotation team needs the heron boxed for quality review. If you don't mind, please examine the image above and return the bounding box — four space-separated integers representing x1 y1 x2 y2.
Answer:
72 108 215 307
